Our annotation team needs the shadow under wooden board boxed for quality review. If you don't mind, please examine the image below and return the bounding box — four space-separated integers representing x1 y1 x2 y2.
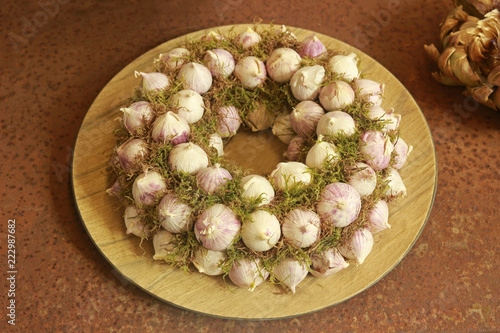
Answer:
72 24 437 319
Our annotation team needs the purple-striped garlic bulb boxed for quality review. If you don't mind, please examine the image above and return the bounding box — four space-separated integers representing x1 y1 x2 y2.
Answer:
116 138 149 170
392 137 413 169
120 101 155 135
347 162 377 197
310 248 349 277
132 170 167 206
217 105 241 137
299 34 327 58
157 194 192 233
339 228 374 265
124 205 151 238
366 200 390 234
282 209 321 248
290 101 325 137
359 130 394 171
203 49 235 78
135 71 170 92
196 163 233 194
354 79 385 106
319 81 356 111
228 258 269 291
177 62 213 94
158 47 190 70
234 27 261 49
194 204 240 251
234 56 267 89
151 111 190 145
285 136 306 161
367 106 401 133
273 258 309 294
317 182 361 228
272 113 296 144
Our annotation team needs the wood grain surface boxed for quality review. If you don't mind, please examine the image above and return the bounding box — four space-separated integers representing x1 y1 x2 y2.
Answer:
72 25 437 319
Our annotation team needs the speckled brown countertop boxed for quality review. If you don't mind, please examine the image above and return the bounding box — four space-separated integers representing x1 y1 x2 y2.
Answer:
1 0 499 331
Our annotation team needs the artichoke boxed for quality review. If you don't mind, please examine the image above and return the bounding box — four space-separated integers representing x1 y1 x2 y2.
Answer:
425 1 500 110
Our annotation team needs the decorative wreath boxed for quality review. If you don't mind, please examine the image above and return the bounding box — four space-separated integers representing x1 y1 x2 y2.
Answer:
107 24 412 293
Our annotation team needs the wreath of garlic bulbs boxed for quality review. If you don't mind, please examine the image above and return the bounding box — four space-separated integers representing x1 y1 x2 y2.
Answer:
108 24 412 294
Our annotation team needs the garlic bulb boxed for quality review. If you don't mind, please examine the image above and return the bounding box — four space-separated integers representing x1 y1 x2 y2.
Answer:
120 101 155 134
234 56 267 89
305 135 340 169
282 209 320 248
273 258 308 294
106 177 123 199
152 229 176 260
241 210 281 252
317 182 361 227
177 62 213 94
354 79 385 106
196 163 233 194
366 200 390 234
359 130 394 171
276 25 297 39
310 248 349 277
290 101 325 137
170 89 205 124
194 204 240 251
266 48 301 83
201 30 225 42
151 111 190 145
124 205 151 238
299 35 327 58
135 71 170 92
157 194 192 233
347 162 377 197
234 27 261 49
328 53 359 81
217 105 241 137
367 106 401 132
319 81 356 111
116 138 149 170
272 113 296 144
290 65 326 101
285 136 306 161
228 259 269 291
393 137 413 169
132 170 167 206
316 111 356 137
384 167 407 197
208 133 224 156
244 102 275 131
240 175 275 206
158 47 190 70
168 142 209 175
339 228 374 265
270 162 311 190
192 247 227 276
203 49 235 78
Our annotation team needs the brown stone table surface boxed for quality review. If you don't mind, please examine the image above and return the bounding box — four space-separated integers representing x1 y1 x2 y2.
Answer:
1 0 498 331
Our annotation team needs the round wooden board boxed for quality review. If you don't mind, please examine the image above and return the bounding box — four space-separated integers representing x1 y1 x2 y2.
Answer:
72 25 437 319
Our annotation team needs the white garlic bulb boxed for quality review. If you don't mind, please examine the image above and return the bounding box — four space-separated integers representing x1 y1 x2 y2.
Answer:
124 206 151 238
196 163 233 194
384 167 407 197
393 137 413 169
272 113 296 144
316 111 356 137
192 247 227 276
157 194 192 233
151 111 190 145
299 35 327 58
347 162 377 197
366 200 390 234
328 53 359 81
241 210 281 252
266 48 301 83
359 130 394 171
305 135 340 169
194 204 241 251
202 30 226 42
170 89 205 124
290 101 325 137
240 175 275 206
317 182 361 227
310 248 349 277
234 56 267 89
116 138 149 170
273 258 308 294
132 170 167 206
270 162 311 190
354 79 385 106
208 133 224 156
282 209 320 248
152 229 176 260
158 47 190 70
319 81 355 111
367 106 401 133
168 142 209 175
339 228 374 265
290 65 325 101
228 259 269 291
120 101 155 135
135 71 170 92
177 62 213 94
234 27 261 49
203 49 235 78
217 105 241 137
